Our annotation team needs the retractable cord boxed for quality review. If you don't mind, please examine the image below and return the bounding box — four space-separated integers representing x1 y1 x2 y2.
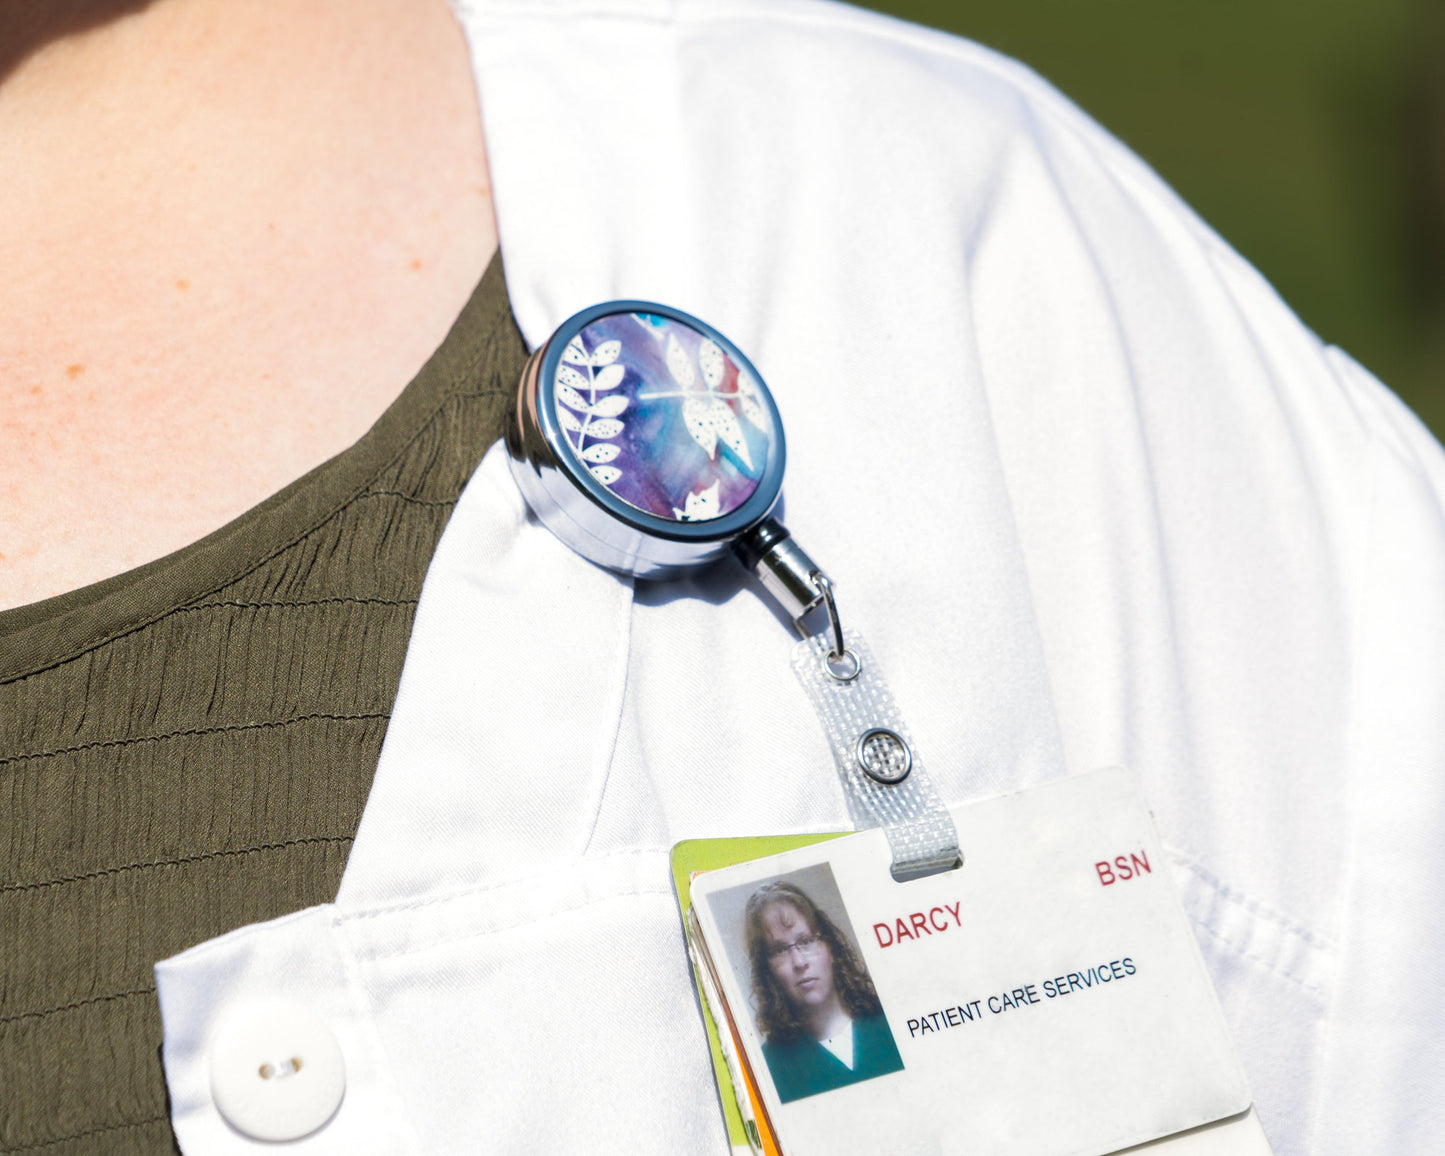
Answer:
506 300 960 880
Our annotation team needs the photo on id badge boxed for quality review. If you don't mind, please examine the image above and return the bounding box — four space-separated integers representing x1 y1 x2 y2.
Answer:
711 862 905 1104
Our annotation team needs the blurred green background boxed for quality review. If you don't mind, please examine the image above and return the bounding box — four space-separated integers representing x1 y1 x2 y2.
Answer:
861 0 1445 440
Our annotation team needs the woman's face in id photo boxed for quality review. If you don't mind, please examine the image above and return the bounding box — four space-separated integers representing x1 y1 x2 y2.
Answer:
763 902 835 1011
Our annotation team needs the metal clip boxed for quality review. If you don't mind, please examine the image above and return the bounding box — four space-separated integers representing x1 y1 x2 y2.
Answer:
734 518 860 680
811 571 860 681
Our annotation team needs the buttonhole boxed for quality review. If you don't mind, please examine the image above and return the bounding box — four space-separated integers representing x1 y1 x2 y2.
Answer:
258 1057 304 1080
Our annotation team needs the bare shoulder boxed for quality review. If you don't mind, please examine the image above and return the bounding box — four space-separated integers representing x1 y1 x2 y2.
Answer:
0 0 497 609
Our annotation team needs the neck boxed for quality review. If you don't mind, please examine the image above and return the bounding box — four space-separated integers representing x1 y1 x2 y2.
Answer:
0 0 496 609
801 995 851 1042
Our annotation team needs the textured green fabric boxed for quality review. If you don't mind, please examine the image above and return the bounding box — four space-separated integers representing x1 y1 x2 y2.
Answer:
0 255 524 1154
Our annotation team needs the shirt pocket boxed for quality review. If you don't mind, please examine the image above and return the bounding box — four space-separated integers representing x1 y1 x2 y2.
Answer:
158 849 728 1156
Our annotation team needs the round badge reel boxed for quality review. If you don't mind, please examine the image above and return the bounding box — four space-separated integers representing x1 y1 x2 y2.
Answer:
506 301 838 643
509 303 960 882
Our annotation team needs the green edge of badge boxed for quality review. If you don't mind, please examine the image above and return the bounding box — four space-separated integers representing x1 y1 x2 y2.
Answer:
671 833 850 1151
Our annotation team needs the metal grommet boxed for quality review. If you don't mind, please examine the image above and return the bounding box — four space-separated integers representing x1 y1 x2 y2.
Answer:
824 648 862 682
854 727 912 785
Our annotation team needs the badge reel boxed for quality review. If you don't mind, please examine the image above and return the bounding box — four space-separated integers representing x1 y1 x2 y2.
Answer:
505 301 843 662
506 301 960 883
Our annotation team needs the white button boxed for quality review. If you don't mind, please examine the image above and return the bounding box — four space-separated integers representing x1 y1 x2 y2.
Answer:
209 1000 346 1141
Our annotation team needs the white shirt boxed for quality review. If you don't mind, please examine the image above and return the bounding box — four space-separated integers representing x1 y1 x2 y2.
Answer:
155 2 1445 1153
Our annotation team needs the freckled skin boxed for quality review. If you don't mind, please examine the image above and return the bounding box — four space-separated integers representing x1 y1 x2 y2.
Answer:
0 0 498 609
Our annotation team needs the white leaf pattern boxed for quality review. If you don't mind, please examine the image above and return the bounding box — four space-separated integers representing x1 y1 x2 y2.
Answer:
736 371 769 431
683 396 717 459
709 397 752 470
589 394 629 418
557 384 591 413
591 364 625 391
698 339 725 389
557 322 768 511
666 334 696 388
581 443 620 464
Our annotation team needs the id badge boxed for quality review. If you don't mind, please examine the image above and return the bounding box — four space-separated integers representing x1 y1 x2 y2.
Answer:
507 303 1266 1154
678 768 1273 1156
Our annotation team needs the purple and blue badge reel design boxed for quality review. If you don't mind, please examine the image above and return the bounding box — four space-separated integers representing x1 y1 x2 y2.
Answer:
509 303 960 884
506 301 850 670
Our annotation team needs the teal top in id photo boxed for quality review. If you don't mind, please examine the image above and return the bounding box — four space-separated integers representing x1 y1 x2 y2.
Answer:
762 1014 904 1103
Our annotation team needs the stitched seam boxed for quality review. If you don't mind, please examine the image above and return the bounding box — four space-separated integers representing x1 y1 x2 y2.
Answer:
2 385 498 684
360 887 673 964
167 384 488 596
0 1114 169 1153
328 921 424 1152
352 490 459 508
175 596 420 614
0 986 154 1027
1166 844 1335 952
0 712 389 767
1 835 355 894
1191 912 1326 999
342 846 669 924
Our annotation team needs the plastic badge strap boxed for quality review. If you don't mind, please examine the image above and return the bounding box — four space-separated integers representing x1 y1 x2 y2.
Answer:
791 629 960 881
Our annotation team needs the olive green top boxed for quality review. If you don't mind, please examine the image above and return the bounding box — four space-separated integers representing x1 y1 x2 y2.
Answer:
0 256 525 1155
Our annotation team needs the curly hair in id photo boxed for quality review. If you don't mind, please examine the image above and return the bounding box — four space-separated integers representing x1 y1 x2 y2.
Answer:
743 878 903 1103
